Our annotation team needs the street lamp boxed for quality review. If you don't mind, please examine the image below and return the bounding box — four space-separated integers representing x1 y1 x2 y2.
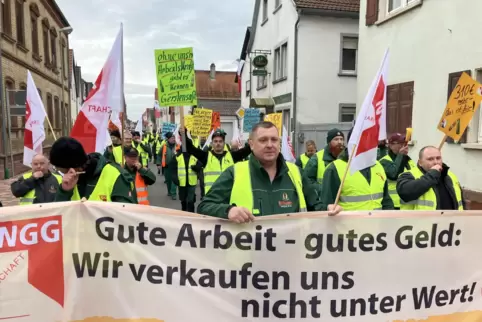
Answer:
58 26 73 135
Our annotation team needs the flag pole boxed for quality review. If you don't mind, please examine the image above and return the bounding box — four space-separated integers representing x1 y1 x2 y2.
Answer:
45 115 56 141
333 144 357 208
120 23 125 167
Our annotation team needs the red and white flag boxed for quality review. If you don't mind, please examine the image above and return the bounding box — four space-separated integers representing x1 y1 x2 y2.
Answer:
70 24 124 153
236 59 245 93
154 100 161 119
281 125 296 163
23 71 47 167
347 49 389 174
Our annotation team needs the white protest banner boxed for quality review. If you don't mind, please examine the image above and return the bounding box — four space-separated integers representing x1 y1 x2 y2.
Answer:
1 202 482 321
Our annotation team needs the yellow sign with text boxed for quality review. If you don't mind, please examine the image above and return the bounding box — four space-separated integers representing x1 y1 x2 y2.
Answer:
264 113 282 136
184 115 194 131
191 108 213 136
438 72 482 141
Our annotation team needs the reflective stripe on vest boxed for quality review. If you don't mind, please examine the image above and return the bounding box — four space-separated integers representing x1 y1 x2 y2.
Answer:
156 140 166 155
333 160 386 211
134 143 149 167
204 151 234 194
230 161 307 214
399 167 463 211
71 164 123 201
315 149 327 184
135 172 149 205
19 172 62 205
380 154 417 208
162 144 180 167
300 154 310 169
113 145 123 165
177 154 198 187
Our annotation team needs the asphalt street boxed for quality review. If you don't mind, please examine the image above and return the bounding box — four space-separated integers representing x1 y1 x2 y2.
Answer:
146 163 202 210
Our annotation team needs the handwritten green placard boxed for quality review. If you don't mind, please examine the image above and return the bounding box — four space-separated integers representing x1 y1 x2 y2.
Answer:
154 47 198 106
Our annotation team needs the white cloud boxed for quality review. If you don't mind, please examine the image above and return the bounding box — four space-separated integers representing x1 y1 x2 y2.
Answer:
56 0 255 120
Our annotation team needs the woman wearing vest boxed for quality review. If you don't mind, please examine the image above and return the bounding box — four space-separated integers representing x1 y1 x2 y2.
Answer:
170 149 202 212
198 121 322 222
185 128 251 196
397 145 465 211
379 133 416 209
124 147 156 205
320 128 394 215
132 131 151 167
11 154 62 205
49 137 135 203
295 140 317 169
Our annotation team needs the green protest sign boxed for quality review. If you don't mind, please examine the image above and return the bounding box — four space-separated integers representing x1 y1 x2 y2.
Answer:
154 47 198 106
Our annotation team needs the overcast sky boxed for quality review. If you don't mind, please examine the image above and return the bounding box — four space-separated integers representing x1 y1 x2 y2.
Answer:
56 0 254 120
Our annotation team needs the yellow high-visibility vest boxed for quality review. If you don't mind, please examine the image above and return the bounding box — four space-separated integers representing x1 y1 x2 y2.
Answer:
19 172 62 205
176 154 198 187
204 151 234 194
315 149 327 183
333 160 386 211
380 154 416 208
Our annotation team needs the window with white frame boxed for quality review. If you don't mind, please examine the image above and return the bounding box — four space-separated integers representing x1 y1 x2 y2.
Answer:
339 104 356 123
257 75 267 89
388 0 416 13
340 36 358 75
274 43 287 81
262 0 268 21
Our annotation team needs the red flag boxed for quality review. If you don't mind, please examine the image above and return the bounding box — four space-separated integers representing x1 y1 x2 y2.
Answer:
70 25 124 153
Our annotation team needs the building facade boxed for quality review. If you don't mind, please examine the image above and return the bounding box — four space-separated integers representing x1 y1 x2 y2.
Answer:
68 48 80 125
0 0 71 177
238 0 359 153
357 0 482 208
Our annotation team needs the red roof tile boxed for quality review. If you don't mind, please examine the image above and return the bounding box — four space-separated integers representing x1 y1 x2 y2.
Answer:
295 0 359 12
195 70 240 100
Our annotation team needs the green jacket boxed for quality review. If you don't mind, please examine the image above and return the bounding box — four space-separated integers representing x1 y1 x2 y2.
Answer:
319 149 394 210
124 165 157 203
377 146 388 160
156 142 178 165
197 154 322 218
379 150 415 181
303 145 338 185
295 152 313 169
55 153 135 203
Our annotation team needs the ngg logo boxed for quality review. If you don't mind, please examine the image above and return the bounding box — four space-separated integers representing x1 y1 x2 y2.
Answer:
0 215 64 307
0 219 60 248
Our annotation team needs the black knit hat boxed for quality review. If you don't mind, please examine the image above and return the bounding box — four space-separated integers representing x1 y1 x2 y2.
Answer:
165 132 173 139
132 131 141 137
49 137 88 169
326 128 344 144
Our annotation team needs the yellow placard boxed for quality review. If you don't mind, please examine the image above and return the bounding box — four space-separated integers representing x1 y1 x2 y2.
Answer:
154 47 198 106
184 115 194 131
264 113 282 136
191 108 213 137
438 72 482 141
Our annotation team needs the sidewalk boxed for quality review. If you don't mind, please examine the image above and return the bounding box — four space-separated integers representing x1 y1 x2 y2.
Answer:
0 174 23 207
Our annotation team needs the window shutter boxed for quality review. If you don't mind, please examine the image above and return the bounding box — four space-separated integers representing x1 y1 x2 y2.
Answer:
366 0 379 26
446 71 471 144
386 84 400 135
399 81 414 134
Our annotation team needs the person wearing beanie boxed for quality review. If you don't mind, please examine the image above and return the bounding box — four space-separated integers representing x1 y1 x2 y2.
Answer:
379 133 416 209
104 130 123 165
302 128 345 207
295 140 317 170
132 131 151 167
318 127 394 215
49 137 135 203
154 129 167 175
184 128 251 196
157 132 180 199
124 147 156 205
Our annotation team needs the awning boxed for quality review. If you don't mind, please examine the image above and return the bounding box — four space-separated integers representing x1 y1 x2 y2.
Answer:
250 97 275 108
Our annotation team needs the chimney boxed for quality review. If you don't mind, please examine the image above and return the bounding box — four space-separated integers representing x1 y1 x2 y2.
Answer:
209 63 216 80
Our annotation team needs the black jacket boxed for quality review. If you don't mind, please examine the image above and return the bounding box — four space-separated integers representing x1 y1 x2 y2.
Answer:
396 164 465 210
11 171 60 204
169 151 203 187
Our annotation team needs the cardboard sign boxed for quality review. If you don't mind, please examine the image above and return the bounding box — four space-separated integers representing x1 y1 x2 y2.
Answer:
438 72 482 141
264 112 282 136
161 122 176 138
154 47 198 106
184 115 194 131
211 112 221 131
191 108 213 136
243 108 260 132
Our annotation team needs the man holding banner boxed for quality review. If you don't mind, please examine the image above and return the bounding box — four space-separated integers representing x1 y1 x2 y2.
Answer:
198 121 321 220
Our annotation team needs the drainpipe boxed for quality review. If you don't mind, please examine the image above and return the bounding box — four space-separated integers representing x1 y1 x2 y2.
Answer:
293 10 301 155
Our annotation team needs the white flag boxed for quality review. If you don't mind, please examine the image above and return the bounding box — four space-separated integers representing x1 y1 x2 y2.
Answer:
348 49 389 174
281 125 296 163
23 71 47 167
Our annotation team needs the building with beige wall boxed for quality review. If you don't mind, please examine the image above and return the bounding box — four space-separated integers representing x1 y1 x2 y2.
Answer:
0 0 71 177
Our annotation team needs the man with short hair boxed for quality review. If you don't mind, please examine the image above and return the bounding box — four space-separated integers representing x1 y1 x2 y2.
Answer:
132 131 151 167
158 132 180 199
295 140 317 169
49 137 135 203
397 146 465 210
11 154 62 205
198 121 321 222
104 130 123 164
